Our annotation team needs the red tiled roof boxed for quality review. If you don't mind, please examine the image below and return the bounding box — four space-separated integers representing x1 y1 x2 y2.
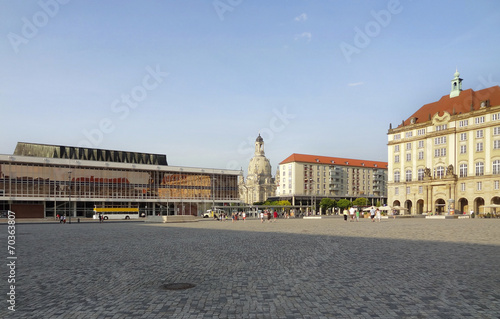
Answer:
279 153 387 168
399 86 500 127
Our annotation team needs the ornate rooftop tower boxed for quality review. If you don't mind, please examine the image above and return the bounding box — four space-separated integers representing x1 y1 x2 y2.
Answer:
450 69 463 98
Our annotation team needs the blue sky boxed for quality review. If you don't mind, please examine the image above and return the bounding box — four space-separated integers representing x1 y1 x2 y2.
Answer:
1 0 500 175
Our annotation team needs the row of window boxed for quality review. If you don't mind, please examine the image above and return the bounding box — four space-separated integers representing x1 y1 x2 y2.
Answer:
395 140 500 162
395 128 500 152
393 160 500 182
393 115 500 141
394 180 500 195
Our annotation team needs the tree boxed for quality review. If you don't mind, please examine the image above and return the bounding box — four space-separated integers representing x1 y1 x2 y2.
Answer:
337 199 352 210
352 197 368 207
319 198 336 213
276 200 291 206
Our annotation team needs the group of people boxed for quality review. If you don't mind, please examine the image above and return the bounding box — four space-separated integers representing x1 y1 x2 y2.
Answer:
260 210 278 223
369 207 382 222
342 207 360 222
231 212 246 222
215 211 247 222
342 206 382 222
57 214 66 223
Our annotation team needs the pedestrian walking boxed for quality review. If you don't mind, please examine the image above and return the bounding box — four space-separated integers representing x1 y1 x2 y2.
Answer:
343 208 348 222
242 212 246 221
375 208 381 222
355 209 360 222
273 210 278 222
349 207 355 222
370 207 376 222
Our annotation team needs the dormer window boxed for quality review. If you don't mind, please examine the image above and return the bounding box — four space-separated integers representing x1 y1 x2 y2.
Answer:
480 100 490 108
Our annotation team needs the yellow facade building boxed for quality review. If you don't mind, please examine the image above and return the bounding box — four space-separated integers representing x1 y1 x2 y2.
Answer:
387 71 500 215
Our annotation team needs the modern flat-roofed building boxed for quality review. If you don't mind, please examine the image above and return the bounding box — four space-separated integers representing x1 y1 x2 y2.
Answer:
274 153 387 206
0 142 240 218
387 71 500 215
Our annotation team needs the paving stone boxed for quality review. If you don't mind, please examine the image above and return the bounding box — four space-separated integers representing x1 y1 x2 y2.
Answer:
1 218 499 318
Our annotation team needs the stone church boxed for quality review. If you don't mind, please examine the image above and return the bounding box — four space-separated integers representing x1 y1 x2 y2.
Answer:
239 134 276 204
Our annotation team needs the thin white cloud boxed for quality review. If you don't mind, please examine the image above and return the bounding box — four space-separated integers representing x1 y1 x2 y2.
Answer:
348 82 364 87
294 32 312 42
294 13 308 22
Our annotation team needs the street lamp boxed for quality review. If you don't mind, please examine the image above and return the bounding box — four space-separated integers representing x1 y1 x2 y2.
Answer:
68 171 72 224
212 172 216 212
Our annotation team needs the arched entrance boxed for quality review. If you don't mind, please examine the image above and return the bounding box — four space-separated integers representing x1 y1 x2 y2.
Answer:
404 200 413 215
491 196 500 205
474 197 485 214
458 198 468 215
435 198 446 214
416 199 424 214
392 200 401 207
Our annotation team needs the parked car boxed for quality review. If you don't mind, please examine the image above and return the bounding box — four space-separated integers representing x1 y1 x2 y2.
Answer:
202 209 224 218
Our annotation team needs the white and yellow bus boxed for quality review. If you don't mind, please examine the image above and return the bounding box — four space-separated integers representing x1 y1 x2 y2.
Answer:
93 207 140 220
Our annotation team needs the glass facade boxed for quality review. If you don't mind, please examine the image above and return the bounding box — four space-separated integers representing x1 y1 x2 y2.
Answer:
0 155 240 218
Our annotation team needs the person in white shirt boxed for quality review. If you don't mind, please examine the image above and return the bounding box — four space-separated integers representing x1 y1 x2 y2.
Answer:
349 207 355 222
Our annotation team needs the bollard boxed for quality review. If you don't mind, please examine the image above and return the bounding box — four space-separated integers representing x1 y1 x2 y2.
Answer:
78 218 80 223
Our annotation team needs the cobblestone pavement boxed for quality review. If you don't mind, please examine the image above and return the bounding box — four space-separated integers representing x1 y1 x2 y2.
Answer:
1 217 500 318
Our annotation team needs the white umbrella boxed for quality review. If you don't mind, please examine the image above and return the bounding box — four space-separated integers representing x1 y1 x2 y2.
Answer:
363 206 375 212
483 204 500 215
483 204 500 208
392 206 408 211
377 206 393 211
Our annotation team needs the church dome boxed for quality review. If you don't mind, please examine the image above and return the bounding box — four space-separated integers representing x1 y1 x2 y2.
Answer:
256 134 263 143
248 155 272 176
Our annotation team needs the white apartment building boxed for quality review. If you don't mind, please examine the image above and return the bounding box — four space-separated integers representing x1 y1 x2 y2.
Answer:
275 153 387 206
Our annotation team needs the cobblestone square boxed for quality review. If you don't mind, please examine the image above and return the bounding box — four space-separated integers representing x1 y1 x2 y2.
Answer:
2 217 500 318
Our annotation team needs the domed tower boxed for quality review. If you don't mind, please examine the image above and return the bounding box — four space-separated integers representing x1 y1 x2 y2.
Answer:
240 134 276 204
450 69 463 98
248 134 272 178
